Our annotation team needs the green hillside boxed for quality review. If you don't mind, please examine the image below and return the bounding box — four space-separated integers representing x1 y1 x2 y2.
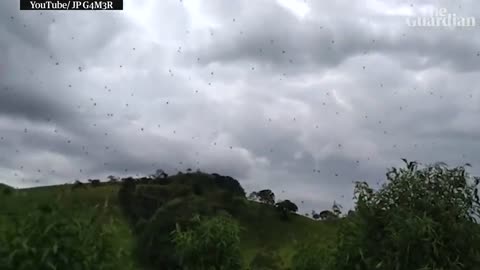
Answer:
0 172 337 269
2 161 480 270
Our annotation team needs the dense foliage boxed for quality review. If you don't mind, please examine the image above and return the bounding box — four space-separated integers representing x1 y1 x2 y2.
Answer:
117 171 249 269
133 197 212 269
172 214 243 270
275 199 298 220
0 203 124 270
249 189 276 205
332 160 480 270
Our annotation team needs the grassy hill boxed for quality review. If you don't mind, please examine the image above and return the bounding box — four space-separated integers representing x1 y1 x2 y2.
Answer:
3 161 480 270
0 172 337 269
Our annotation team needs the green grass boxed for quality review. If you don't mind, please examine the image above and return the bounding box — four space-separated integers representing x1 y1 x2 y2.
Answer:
238 201 338 265
0 181 336 269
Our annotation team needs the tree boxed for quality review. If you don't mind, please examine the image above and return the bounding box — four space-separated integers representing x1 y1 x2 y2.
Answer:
88 179 101 187
254 189 275 205
333 160 480 270
212 175 246 197
152 169 168 179
248 191 258 201
107 175 119 183
172 214 243 270
311 210 321 220
331 201 342 217
275 200 298 220
319 210 335 220
72 180 86 190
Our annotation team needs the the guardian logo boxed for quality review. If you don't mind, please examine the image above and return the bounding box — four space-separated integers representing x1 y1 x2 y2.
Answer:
406 8 476 28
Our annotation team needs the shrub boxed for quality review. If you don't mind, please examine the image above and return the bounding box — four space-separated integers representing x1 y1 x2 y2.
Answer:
133 207 180 269
0 203 123 270
332 160 480 270
172 214 243 270
133 197 213 270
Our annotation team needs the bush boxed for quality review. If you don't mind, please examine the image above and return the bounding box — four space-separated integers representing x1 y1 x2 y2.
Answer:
332 160 480 270
0 203 123 270
133 197 213 270
172 214 244 270
134 207 180 269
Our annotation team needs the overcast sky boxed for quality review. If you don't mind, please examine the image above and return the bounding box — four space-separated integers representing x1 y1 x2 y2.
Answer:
1 0 480 212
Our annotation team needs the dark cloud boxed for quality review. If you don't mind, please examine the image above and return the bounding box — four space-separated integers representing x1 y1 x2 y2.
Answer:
1 0 480 212
187 0 480 76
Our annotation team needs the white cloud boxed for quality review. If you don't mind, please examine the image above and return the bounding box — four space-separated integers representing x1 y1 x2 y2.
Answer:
1 0 480 211
276 0 310 19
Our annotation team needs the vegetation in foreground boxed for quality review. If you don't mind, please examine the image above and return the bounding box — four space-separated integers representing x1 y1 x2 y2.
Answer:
1 159 479 269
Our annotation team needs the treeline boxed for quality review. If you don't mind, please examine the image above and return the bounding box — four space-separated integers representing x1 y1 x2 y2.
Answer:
73 170 343 223
247 188 344 221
